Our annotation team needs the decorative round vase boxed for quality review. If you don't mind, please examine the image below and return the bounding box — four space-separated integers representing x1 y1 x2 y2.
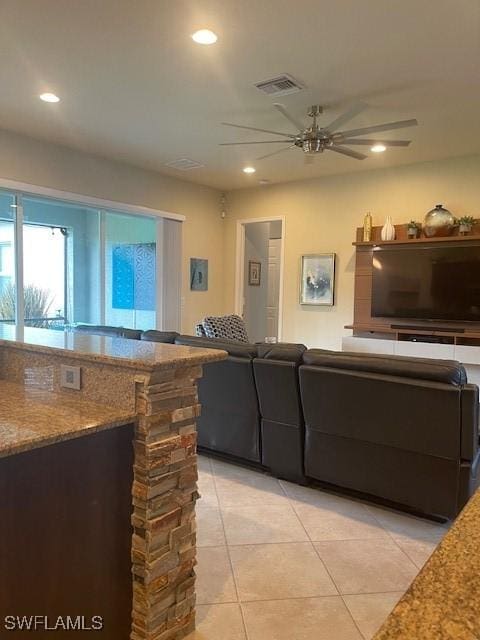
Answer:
423 204 454 238
380 216 396 241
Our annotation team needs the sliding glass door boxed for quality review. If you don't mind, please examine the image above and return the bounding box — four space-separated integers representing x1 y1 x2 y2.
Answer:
0 188 171 332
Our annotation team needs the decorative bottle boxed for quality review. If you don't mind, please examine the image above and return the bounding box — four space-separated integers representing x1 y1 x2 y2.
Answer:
363 212 372 242
380 216 396 241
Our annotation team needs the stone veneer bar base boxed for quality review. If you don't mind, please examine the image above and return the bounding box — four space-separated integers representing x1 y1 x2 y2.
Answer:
131 364 203 640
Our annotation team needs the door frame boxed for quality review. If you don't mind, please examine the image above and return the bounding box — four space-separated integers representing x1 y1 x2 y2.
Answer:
234 216 286 341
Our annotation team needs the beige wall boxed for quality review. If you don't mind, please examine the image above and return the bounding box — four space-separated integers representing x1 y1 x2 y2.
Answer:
0 129 224 333
224 154 480 349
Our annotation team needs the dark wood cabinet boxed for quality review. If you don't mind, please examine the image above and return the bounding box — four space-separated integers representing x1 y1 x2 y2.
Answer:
0 425 134 639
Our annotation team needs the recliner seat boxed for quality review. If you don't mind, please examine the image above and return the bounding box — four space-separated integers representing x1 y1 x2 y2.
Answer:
300 349 480 519
253 344 307 483
174 335 261 463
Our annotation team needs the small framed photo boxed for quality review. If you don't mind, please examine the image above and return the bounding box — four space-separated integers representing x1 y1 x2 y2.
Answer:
190 258 208 291
248 260 261 286
300 253 335 306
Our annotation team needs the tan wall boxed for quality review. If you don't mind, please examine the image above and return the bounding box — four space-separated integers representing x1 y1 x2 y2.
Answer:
0 129 224 333
224 154 480 349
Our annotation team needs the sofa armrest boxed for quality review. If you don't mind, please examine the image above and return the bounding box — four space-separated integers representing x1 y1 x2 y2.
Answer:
461 384 479 461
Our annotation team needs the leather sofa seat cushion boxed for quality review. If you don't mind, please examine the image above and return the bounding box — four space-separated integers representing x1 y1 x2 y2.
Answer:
141 330 180 344
303 349 467 386
74 325 142 340
175 335 258 359
256 344 306 363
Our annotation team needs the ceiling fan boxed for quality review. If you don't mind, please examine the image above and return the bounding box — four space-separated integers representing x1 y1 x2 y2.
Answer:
220 103 417 163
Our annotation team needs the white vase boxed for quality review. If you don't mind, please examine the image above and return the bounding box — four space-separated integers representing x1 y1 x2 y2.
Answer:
381 216 396 241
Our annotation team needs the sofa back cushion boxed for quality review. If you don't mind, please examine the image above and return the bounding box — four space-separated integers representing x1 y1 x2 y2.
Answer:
175 335 257 359
74 324 142 340
256 343 306 364
141 330 180 344
303 349 467 386
300 364 462 459
202 314 249 343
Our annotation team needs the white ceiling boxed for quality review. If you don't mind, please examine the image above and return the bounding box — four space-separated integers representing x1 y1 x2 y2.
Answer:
0 0 479 190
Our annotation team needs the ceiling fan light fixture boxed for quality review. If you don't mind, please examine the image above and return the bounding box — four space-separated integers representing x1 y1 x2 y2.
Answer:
243 166 256 174
191 29 218 45
302 139 324 154
371 143 387 153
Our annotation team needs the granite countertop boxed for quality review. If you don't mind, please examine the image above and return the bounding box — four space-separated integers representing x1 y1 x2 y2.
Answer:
0 379 136 458
0 325 226 370
374 490 480 639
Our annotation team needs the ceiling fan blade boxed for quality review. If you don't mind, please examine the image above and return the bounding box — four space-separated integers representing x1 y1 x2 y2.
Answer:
221 122 297 138
219 140 295 146
335 118 418 139
340 139 411 147
256 145 295 161
273 103 305 132
327 145 367 160
323 103 366 133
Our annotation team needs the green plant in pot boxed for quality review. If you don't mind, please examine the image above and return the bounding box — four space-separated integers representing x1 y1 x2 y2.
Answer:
407 220 421 239
455 216 477 236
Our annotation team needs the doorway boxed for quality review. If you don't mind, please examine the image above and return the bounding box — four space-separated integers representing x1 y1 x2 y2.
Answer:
235 217 284 343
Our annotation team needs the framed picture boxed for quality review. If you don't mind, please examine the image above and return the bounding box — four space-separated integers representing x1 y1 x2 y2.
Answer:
300 253 335 306
248 260 261 286
190 258 208 291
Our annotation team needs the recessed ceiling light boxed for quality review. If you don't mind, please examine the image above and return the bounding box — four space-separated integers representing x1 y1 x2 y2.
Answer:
243 167 256 174
371 143 386 153
39 92 60 103
191 29 218 45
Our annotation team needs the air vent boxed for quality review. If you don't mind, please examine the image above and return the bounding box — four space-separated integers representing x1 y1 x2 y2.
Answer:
254 74 304 96
165 158 204 171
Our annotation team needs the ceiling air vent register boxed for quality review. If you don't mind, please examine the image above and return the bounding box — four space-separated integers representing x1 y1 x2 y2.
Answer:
165 158 204 171
254 74 304 96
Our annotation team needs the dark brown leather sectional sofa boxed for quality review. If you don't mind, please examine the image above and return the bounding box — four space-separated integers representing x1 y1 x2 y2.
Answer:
75 325 480 519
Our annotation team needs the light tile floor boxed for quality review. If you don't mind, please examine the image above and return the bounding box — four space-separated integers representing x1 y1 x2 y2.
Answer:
186 455 450 640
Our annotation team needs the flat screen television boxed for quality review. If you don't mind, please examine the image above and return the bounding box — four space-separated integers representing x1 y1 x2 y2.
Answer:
371 244 480 322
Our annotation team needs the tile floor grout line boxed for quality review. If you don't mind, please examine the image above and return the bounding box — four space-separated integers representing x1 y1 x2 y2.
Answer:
364 507 439 572
339 593 369 640
288 490 342 599
208 457 251 640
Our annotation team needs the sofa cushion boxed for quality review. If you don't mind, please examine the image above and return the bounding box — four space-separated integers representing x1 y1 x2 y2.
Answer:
303 349 467 386
202 314 249 343
141 330 180 344
175 335 257 359
74 324 142 340
256 343 306 364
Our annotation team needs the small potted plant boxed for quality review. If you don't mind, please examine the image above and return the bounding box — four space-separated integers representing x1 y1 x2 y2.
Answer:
456 216 477 235
407 220 421 239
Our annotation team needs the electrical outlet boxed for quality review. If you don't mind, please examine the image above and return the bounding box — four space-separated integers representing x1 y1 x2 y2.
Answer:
60 365 81 390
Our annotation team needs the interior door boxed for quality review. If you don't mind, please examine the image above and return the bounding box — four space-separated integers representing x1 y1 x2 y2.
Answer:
266 237 281 338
